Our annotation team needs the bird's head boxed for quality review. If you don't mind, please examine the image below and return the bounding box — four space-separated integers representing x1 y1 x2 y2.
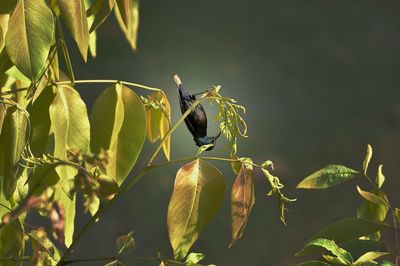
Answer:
194 132 221 151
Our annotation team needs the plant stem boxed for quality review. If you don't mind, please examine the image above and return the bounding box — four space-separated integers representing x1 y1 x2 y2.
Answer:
55 79 162 92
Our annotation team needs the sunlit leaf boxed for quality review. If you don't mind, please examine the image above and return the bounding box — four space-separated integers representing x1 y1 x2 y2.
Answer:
54 188 76 247
85 0 97 58
356 186 387 207
376 165 385 189
296 218 390 256
185 252 205 265
0 219 24 266
105 260 124 266
230 162 255 247
116 231 135 256
59 40 75 84
297 165 359 189
167 159 225 260
5 0 54 79
296 238 353 264
90 83 146 185
49 85 90 191
114 0 139 50
0 106 28 199
362 144 372 175
28 86 54 156
381 260 395 266
159 92 171 161
353 251 389 265
50 50 60 80
58 0 89 61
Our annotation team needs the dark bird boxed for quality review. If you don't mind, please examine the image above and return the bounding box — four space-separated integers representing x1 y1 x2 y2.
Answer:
174 75 220 151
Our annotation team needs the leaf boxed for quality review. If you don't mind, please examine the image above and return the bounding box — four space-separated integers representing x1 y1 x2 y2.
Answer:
185 252 205 265
85 0 97 58
381 260 395 266
0 219 24 266
362 144 373 175
296 218 391 256
57 0 89 61
0 48 13 74
0 106 28 199
116 231 135 256
49 85 90 190
54 188 76 247
357 186 388 206
167 159 225 260
90 83 146 185
5 0 54 79
395 208 400 224
88 0 116 33
114 0 139 50
297 238 353 264
297 165 359 189
353 251 389 265
357 190 388 223
296 261 331 266
145 91 171 160
28 85 54 156
230 162 255 247
376 165 385 189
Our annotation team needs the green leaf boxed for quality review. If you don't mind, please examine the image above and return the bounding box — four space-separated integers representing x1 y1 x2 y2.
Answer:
230 161 255 247
88 0 116 33
28 164 59 196
28 85 54 156
357 186 388 207
0 106 28 199
296 218 390 256
376 165 385 189
0 48 13 74
49 85 90 190
167 159 225 260
57 0 89 61
90 83 146 185
114 0 139 50
381 260 395 266
395 208 400 224
297 165 359 189
353 251 389 265
0 219 24 266
185 252 205 265
362 144 373 175
357 190 388 223
5 0 54 79
105 260 124 266
59 40 75 84
116 231 135 256
296 238 353 264
54 187 76 247
296 261 331 266
85 0 97 58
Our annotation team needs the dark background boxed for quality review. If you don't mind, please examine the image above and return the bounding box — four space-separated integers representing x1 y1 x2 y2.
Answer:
68 1 400 265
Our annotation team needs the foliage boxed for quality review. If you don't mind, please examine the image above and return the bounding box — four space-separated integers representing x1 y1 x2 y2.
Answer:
0 0 292 265
296 145 399 266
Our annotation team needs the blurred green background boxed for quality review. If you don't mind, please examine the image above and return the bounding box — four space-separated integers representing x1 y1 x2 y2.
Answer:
68 1 400 265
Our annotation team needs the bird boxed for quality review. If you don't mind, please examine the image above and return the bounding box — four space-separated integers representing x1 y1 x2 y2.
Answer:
174 75 220 151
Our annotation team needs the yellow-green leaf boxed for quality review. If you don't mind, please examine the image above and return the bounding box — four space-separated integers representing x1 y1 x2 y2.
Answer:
297 165 358 189
90 83 146 185
296 261 331 266
376 164 385 189
167 159 225 260
54 188 76 247
49 85 90 190
230 162 255 247
0 106 28 199
353 251 389 265
114 0 139 50
58 0 89 61
88 0 116 33
362 144 372 175
356 186 388 207
5 0 54 79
